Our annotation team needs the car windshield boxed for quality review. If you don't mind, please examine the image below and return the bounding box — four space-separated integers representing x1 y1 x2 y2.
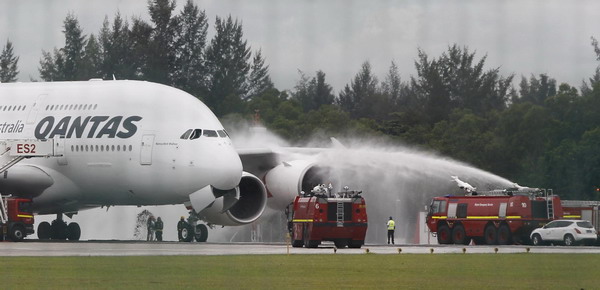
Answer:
576 221 594 228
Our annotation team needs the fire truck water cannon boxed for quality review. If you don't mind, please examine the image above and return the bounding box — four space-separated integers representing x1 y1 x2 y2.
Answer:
287 185 367 249
426 176 562 245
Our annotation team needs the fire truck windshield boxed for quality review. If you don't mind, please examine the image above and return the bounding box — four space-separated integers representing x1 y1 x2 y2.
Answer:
429 200 446 214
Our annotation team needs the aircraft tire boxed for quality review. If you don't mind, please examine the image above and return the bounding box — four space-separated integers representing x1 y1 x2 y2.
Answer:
181 225 193 242
51 220 68 240
194 224 208 242
38 221 51 240
67 222 81 241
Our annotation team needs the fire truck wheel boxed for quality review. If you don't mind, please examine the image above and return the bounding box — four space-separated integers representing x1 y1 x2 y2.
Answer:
9 225 25 242
451 224 469 245
437 224 452 244
67 223 81 241
348 240 363 248
291 229 304 247
334 239 348 248
194 224 208 242
38 221 51 240
563 234 576 246
531 234 544 246
484 225 497 245
497 224 512 245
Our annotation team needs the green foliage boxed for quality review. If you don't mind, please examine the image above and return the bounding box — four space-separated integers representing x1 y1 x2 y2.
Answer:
0 39 19 82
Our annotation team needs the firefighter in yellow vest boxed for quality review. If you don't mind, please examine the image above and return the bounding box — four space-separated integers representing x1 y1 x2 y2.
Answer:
387 216 395 244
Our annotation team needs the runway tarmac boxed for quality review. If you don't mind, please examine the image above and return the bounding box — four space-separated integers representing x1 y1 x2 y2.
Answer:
2 241 600 256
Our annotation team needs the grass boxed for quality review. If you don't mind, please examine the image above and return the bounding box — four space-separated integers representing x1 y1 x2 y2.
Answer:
1 254 597 289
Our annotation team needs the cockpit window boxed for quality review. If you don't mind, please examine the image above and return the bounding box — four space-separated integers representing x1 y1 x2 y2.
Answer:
203 130 218 137
180 129 193 140
190 129 202 140
217 130 227 138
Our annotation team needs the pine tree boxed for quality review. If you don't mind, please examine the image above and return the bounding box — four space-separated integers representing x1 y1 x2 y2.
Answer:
172 0 209 97
61 14 87 80
205 15 252 115
0 39 19 82
146 0 177 84
246 49 273 99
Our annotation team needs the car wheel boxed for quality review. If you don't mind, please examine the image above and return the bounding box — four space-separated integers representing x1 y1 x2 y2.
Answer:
563 234 576 246
531 234 543 246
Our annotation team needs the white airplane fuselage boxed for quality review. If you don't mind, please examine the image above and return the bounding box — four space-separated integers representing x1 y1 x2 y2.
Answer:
0 80 242 214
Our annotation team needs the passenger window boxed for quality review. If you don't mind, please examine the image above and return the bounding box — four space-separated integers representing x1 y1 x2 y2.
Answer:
203 130 218 137
190 129 202 140
217 130 227 138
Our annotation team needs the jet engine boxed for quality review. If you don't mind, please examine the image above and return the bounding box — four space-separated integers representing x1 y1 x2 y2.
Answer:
264 160 337 210
190 172 267 226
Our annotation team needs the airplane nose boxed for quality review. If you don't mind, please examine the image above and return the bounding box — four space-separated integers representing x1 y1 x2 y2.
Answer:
210 145 243 190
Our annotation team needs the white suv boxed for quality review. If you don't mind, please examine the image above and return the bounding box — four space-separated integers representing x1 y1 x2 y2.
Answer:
530 220 597 246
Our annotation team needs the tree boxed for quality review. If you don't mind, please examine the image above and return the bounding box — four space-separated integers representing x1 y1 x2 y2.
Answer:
293 70 334 112
246 49 274 100
410 45 513 124
516 74 557 105
205 15 252 116
61 14 87 80
80 34 102 79
39 14 86 81
172 0 209 97
146 0 178 84
337 61 383 119
0 39 19 82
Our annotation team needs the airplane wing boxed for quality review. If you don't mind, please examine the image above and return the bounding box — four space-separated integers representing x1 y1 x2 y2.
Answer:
0 164 54 197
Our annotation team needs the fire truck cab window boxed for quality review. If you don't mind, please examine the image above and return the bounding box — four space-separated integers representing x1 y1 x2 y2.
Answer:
19 201 33 213
203 130 218 137
190 129 202 140
180 129 193 139
430 200 446 214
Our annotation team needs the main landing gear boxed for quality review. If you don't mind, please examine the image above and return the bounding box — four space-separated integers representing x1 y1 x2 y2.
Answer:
180 212 209 242
37 213 81 241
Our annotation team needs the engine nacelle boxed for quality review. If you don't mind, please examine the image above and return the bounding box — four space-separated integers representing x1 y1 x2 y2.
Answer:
264 160 336 210
192 172 267 226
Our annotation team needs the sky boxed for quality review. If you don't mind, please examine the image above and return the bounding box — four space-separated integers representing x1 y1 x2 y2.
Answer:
2 0 600 93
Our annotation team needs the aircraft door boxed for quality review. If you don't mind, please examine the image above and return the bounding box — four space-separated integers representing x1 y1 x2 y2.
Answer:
140 134 154 165
26 94 46 125
55 136 67 165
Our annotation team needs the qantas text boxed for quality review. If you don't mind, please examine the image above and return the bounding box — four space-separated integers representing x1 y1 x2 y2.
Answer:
35 116 143 139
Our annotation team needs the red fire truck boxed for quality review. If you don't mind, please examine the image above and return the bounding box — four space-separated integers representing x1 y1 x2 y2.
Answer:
0 197 35 242
287 187 368 248
426 188 562 245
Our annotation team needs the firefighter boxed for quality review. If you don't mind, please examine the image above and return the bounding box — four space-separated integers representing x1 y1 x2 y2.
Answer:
387 216 395 244
146 216 155 241
155 217 164 241
177 216 187 241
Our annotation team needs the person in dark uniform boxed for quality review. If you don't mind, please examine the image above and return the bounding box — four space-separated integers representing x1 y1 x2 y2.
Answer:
146 216 155 241
155 217 164 241
177 216 187 241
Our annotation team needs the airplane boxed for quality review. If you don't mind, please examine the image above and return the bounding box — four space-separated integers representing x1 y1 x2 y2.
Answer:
0 80 331 241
